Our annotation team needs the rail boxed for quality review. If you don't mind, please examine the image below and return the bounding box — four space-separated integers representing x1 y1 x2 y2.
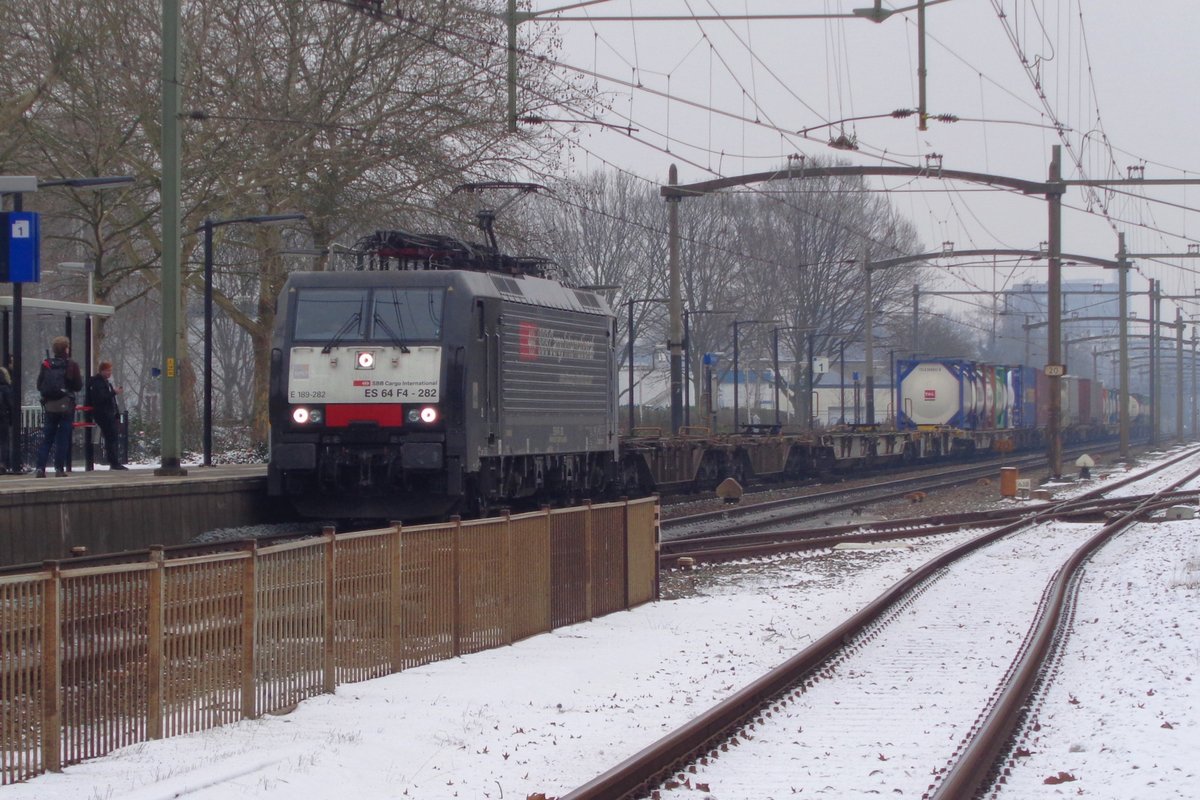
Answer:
929 456 1200 799
562 448 1200 799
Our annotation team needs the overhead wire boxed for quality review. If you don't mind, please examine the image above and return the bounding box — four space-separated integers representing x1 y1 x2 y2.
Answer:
887 2 1199 265
537 3 965 168
531 56 948 255
313 0 1200 284
990 0 1119 234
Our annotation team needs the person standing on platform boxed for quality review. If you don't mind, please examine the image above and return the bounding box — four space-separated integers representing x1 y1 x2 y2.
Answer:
0 356 14 474
88 360 127 470
34 336 83 478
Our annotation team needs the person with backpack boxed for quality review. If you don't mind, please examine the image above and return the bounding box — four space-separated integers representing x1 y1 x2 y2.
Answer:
0 356 14 475
87 360 127 470
34 336 83 478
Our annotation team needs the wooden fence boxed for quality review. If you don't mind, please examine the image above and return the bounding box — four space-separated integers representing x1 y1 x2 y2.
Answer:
0 498 659 784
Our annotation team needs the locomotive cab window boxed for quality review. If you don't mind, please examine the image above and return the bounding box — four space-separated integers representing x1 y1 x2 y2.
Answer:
292 287 445 344
293 289 367 342
372 288 444 342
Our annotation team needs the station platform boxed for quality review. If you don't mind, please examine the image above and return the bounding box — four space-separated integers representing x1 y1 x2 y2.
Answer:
0 464 291 568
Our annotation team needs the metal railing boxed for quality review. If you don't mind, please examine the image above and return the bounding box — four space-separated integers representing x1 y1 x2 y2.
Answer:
13 404 128 469
0 498 659 783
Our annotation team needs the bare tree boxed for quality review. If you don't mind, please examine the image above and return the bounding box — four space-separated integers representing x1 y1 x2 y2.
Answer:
528 163 929 425
2 0 598 447
704 162 925 421
530 171 667 369
0 2 84 162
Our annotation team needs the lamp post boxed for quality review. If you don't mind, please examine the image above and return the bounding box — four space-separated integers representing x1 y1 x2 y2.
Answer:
1176 307 1185 442
197 213 305 466
621 297 667 433
839 339 847 424
862 251 877 425
732 319 776 432
1 175 131 474
771 325 816 428
682 308 733 427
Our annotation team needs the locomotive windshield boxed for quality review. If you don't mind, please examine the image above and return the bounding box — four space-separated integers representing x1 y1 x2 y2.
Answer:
294 289 366 341
292 287 444 343
373 287 443 341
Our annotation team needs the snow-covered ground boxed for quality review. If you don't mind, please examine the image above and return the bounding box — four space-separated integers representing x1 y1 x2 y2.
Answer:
9 451 1200 800
658 519 1106 798
1003 517 1200 798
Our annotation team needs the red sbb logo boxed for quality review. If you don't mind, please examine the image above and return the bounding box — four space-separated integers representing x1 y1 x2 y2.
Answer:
924 389 936 401
353 380 372 387
519 321 539 361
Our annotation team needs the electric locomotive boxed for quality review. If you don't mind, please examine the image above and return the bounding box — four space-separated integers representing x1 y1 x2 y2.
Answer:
267 231 620 520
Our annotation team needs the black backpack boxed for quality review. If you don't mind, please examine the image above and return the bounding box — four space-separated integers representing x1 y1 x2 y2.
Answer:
38 358 70 401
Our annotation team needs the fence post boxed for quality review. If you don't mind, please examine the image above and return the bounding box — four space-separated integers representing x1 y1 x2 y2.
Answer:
389 522 404 674
451 516 462 657
584 501 594 621
623 499 632 610
240 540 257 719
504 510 515 645
322 526 336 694
146 546 165 739
653 496 662 601
40 561 62 773
544 506 553 632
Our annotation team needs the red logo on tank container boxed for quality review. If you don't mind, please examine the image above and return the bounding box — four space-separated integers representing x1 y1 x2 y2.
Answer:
924 389 936 401
353 380 372 387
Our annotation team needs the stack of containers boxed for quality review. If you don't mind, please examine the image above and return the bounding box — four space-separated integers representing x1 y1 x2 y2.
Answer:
896 359 979 429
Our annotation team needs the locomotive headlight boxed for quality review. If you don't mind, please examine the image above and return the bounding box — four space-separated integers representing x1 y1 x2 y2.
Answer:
356 350 376 369
406 406 440 424
291 407 323 425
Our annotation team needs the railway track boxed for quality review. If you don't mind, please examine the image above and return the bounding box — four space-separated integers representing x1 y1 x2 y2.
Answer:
561 446 1200 799
662 442 1124 539
660 483 1200 568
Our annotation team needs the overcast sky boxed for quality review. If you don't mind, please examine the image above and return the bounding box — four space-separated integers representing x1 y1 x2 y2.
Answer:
526 1 1200 317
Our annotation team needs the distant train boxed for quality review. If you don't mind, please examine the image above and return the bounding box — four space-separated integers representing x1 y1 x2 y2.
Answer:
267 231 1145 521
895 358 1144 435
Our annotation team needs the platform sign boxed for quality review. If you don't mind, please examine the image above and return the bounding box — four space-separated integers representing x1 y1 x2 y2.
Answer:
0 211 40 283
812 356 829 374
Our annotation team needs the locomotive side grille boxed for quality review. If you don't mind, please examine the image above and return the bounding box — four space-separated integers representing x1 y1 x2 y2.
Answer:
499 305 611 416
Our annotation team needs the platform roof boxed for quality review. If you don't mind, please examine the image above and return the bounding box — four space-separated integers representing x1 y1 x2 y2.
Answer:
0 295 115 317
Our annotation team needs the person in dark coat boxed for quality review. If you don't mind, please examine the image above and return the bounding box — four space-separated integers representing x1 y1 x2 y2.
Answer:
34 336 84 477
87 360 127 470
